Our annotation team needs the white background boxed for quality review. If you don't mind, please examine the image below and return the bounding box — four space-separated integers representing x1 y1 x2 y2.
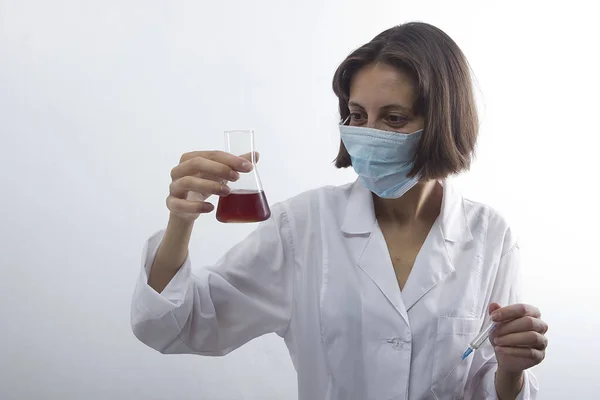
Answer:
1 1 598 399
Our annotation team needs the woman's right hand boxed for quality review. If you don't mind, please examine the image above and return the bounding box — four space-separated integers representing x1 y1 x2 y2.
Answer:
167 150 256 223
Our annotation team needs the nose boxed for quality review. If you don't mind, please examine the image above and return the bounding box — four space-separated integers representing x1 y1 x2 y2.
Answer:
364 116 376 128
366 118 385 130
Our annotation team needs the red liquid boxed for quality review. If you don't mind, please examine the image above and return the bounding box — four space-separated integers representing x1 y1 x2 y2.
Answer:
216 190 271 223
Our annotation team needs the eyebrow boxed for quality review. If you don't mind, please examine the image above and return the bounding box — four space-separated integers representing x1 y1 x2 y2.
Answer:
348 101 412 114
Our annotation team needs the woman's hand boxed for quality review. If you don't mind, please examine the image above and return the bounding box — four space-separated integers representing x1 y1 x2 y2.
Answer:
489 303 548 372
167 150 257 222
488 303 548 398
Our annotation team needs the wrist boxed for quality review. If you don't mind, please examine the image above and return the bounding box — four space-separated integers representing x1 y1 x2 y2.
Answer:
158 213 195 271
167 213 195 234
495 369 524 400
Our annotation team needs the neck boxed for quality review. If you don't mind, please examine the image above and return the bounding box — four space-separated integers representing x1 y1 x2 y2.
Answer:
373 180 442 225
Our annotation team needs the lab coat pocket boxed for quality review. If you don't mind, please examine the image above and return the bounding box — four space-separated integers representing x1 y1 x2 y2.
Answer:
430 316 481 400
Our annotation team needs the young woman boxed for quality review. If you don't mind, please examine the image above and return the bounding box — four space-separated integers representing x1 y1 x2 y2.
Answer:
131 22 548 400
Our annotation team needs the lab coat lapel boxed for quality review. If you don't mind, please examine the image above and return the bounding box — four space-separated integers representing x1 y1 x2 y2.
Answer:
341 179 410 326
401 180 473 311
358 228 410 324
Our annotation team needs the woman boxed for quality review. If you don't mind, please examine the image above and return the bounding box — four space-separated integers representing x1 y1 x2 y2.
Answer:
131 22 548 399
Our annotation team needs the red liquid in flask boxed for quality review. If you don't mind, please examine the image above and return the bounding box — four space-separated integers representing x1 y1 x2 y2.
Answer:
216 189 271 223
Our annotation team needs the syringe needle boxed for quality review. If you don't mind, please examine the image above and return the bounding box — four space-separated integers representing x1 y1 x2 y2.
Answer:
442 358 463 381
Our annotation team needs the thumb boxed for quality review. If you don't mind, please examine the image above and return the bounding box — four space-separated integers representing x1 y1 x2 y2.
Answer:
488 302 502 315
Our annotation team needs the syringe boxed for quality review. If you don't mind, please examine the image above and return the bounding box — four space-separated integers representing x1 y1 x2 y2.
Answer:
442 321 499 382
461 321 498 360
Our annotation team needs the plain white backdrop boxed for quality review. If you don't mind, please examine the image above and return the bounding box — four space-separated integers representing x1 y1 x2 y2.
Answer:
1 0 598 399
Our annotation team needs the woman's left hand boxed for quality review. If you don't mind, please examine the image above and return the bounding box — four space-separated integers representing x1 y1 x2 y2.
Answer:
489 303 549 374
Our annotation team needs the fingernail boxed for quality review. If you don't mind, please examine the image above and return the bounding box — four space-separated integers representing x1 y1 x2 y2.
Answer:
492 312 501 322
221 185 231 195
241 161 252 171
230 171 240 181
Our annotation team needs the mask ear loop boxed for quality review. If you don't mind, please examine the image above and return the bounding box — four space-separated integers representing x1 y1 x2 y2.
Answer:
340 115 351 126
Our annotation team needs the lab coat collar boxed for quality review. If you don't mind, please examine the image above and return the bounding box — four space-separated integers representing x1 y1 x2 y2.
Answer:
341 178 473 243
438 180 473 242
340 178 377 235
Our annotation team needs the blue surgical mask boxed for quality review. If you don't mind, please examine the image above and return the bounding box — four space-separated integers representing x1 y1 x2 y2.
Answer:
339 124 423 199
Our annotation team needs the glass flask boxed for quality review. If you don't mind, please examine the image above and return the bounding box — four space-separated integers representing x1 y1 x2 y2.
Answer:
216 130 271 223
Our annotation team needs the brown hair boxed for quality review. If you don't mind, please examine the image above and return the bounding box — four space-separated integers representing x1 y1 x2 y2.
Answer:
332 22 478 180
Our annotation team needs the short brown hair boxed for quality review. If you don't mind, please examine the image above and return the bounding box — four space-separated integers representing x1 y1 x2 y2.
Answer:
332 22 478 180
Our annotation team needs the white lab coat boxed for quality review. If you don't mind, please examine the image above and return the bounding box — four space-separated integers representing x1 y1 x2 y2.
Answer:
131 179 539 400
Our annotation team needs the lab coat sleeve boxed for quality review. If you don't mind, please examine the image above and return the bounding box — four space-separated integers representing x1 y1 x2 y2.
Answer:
463 242 540 400
130 203 295 356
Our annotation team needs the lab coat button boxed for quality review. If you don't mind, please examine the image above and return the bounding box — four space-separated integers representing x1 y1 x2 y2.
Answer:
388 337 404 350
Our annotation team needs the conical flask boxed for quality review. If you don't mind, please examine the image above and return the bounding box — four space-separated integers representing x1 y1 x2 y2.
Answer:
216 130 271 223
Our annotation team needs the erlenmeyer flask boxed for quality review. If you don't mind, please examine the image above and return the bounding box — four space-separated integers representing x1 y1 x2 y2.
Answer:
216 130 271 223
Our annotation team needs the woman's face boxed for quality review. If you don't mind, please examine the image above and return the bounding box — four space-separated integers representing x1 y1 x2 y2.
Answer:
348 63 425 134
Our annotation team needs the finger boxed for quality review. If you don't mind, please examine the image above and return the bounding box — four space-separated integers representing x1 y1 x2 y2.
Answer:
170 176 230 198
181 150 258 168
180 151 205 163
166 196 214 214
488 302 502 315
493 331 548 350
495 346 545 363
171 156 242 182
492 316 548 337
491 303 541 322
202 150 254 172
199 174 227 184
239 151 260 163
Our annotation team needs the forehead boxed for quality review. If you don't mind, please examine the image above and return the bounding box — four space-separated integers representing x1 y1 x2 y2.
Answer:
349 63 416 110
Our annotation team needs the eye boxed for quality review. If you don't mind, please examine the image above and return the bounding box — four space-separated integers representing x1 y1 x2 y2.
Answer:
349 112 366 124
386 114 408 126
